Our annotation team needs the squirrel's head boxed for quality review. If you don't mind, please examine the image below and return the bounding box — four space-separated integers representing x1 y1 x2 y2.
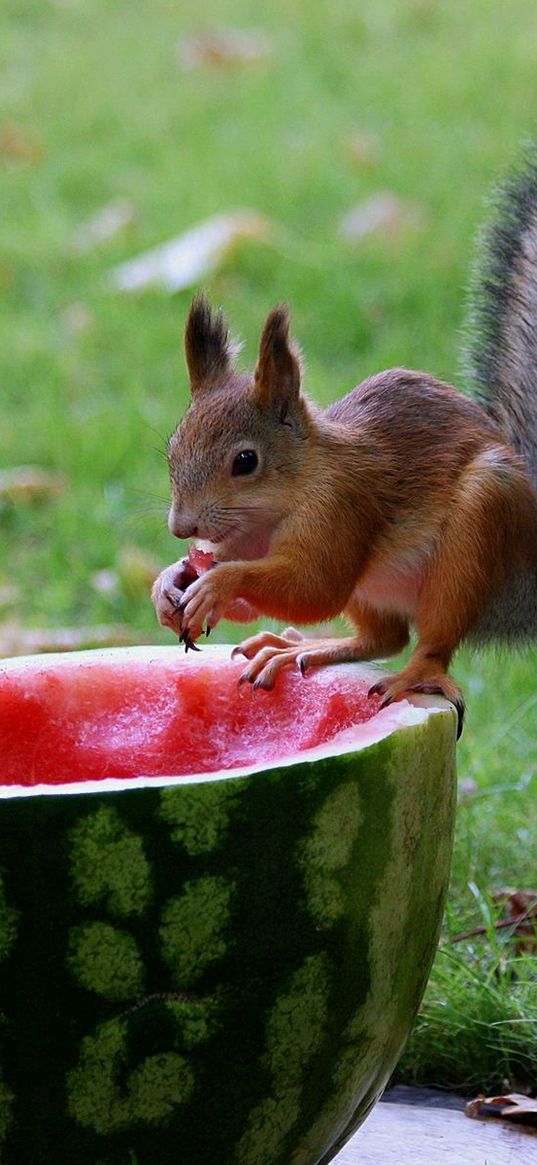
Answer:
166 295 312 557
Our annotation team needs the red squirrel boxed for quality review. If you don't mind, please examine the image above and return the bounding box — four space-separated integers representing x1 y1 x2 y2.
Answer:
152 152 537 736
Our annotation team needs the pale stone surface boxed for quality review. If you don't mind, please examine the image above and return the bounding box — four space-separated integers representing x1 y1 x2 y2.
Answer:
333 1101 536 1165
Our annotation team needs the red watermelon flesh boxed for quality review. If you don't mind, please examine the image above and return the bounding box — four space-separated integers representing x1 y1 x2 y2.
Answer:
187 544 215 574
0 646 386 787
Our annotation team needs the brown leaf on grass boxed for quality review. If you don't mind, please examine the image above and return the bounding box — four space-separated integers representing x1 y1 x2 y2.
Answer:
116 545 162 599
0 124 43 166
404 0 438 27
0 467 67 506
466 1093 537 1127
179 27 272 71
449 886 537 951
339 192 425 243
0 261 15 292
0 622 154 659
109 210 274 293
71 199 137 254
60 302 93 334
0 586 20 611
91 546 162 602
493 887 537 954
90 569 120 599
342 130 382 169
458 776 479 801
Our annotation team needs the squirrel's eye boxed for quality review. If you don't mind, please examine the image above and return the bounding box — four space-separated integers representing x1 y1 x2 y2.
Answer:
232 449 259 476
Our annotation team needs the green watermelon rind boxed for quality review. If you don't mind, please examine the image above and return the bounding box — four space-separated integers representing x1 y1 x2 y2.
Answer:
0 647 457 1165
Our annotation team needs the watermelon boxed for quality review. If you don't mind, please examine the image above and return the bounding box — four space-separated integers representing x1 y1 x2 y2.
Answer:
0 645 457 1165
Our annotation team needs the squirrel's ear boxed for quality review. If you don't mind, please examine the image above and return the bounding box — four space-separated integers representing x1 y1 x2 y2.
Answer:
184 294 240 395
253 305 301 411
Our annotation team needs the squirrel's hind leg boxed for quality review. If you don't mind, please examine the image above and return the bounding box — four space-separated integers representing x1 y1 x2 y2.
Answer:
368 450 535 740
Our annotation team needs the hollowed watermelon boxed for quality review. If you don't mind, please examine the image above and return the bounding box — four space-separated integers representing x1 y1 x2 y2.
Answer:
0 645 457 1165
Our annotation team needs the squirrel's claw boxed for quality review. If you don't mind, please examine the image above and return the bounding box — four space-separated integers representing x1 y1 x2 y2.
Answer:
412 689 465 739
233 628 304 661
179 628 201 653
368 674 465 739
179 572 227 641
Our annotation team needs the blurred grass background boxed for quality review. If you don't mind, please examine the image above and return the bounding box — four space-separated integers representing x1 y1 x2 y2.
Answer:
2 0 537 1091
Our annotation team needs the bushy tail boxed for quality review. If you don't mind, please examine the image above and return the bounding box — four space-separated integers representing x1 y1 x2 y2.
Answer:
465 146 537 483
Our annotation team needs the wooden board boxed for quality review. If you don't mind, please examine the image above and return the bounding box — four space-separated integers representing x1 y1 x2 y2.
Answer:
332 1101 536 1165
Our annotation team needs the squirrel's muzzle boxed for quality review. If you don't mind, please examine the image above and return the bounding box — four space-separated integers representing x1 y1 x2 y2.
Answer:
168 509 198 540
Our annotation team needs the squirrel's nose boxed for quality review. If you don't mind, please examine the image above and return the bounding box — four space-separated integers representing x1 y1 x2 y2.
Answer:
168 510 198 539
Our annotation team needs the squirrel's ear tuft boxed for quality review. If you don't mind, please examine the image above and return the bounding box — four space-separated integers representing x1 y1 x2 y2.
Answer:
184 294 240 395
253 305 301 411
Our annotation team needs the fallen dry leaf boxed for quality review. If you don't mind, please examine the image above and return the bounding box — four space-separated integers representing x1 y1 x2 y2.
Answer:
449 886 537 951
60 302 93 334
90 569 120 599
91 546 162 602
343 130 382 169
0 586 20 611
0 467 67 506
0 622 154 658
179 27 272 70
466 1093 537 1127
404 0 437 26
109 210 274 293
458 776 479 801
117 545 162 598
493 887 537 954
339 192 424 243
71 199 136 254
0 261 14 292
0 124 43 166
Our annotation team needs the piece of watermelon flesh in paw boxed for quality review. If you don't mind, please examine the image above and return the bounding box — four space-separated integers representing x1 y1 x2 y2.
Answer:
188 545 214 575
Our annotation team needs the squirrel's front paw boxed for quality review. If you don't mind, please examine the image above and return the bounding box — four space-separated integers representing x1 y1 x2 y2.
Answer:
151 558 198 638
179 570 231 639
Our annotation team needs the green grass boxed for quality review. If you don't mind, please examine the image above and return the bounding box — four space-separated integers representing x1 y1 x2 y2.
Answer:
398 946 537 1093
2 0 537 1093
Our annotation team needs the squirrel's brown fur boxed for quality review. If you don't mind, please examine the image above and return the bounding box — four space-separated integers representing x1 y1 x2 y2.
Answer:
152 150 537 734
152 285 537 736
